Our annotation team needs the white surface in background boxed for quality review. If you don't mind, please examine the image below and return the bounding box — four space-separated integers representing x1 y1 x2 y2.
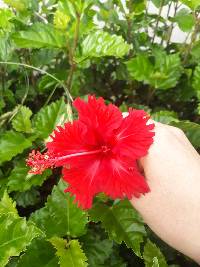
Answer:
0 0 190 43
0 0 6 8
147 1 189 43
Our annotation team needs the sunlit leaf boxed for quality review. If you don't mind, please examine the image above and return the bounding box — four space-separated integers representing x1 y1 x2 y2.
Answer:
0 9 14 30
126 53 182 89
174 9 195 32
3 0 27 11
143 239 168 267
0 192 42 267
0 131 32 164
30 181 88 238
33 97 68 139
79 31 131 60
54 10 70 30
12 106 32 133
179 0 200 10
50 237 88 267
13 23 66 48
7 161 51 192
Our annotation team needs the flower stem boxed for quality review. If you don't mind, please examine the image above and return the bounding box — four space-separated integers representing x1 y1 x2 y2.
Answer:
66 11 81 91
152 0 165 44
183 12 200 64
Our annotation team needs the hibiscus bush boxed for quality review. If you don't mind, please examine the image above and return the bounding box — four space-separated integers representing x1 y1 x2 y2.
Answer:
0 0 200 266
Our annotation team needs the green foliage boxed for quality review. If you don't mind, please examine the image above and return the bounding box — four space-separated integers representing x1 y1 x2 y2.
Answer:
152 0 171 7
30 181 88 238
126 52 182 89
179 0 200 10
0 131 32 164
17 238 59 267
33 98 69 139
174 9 195 32
0 192 42 267
90 200 146 257
170 121 200 148
7 161 51 192
50 238 88 267
3 0 28 11
83 233 113 266
13 188 40 208
151 111 178 124
54 10 70 30
12 106 32 133
13 23 66 49
192 63 200 96
0 8 14 30
80 31 131 60
143 240 168 267
0 0 199 266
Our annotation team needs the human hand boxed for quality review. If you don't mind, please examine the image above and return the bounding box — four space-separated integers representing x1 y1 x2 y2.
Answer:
130 121 200 263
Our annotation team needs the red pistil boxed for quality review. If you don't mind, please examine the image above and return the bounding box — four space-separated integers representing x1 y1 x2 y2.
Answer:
26 146 111 174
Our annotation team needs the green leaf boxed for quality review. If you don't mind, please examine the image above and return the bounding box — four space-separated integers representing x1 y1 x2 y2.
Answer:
3 0 27 11
12 106 33 133
0 9 14 30
0 192 42 267
191 41 200 61
151 111 179 124
13 188 40 208
126 54 154 83
174 9 195 32
143 239 168 267
103 248 127 267
17 238 59 267
179 0 200 10
54 10 70 30
151 0 171 7
13 23 66 49
80 31 131 60
7 161 51 192
30 181 88 238
192 63 200 96
50 237 88 267
0 33 13 61
170 121 200 148
129 0 147 15
126 53 182 89
89 200 146 257
83 234 113 266
149 52 182 90
33 97 68 139
0 131 32 164
0 191 17 215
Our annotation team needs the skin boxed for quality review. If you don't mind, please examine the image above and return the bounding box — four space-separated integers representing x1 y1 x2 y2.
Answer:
130 121 200 263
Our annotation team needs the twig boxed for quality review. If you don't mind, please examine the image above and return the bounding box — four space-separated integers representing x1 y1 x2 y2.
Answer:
166 0 179 47
66 12 81 91
152 0 165 44
0 61 73 102
183 12 200 64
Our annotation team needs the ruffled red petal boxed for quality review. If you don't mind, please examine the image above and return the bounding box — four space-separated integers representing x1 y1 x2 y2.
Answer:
113 109 154 159
47 120 90 156
63 154 150 209
27 95 154 209
73 95 123 142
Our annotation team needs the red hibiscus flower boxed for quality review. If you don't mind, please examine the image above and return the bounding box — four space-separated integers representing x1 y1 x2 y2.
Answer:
27 95 154 209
